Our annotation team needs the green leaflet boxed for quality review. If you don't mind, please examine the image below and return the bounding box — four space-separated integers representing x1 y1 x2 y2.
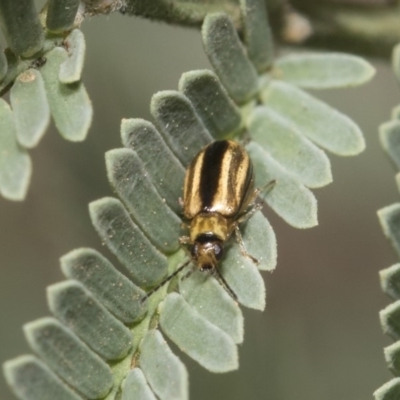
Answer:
377 43 400 395
221 244 266 310
89 197 168 287
0 99 31 200
179 270 244 344
47 281 132 361
59 30 86 84
106 148 181 253
179 70 242 139
0 44 7 82
140 330 188 400
202 12 259 104
41 47 92 142
248 105 332 188
380 264 400 300
160 293 239 373
384 341 400 376
10 69 50 148
241 210 277 271
121 118 185 215
260 80 365 156
3 355 83 400
374 378 400 400
378 204 400 258
380 301 400 340
121 369 157 400
239 0 274 73
248 141 318 228
151 90 212 167
24 318 113 399
0 0 44 57
60 248 146 324
274 53 375 89
380 121 400 169
46 0 80 33
393 43 400 86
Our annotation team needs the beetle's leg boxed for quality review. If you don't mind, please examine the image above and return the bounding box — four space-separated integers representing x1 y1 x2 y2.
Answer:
180 221 190 229
237 202 262 224
237 179 276 222
253 179 276 202
234 225 259 265
178 197 184 207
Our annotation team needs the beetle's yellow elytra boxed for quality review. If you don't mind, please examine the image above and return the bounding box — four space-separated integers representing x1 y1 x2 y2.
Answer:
183 140 254 220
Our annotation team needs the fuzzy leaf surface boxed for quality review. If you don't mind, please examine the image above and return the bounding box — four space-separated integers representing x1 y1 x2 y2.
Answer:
121 118 185 214
24 317 113 399
179 70 242 139
241 210 277 271
274 53 375 89
374 378 400 400
41 47 92 141
240 0 274 72
261 80 365 155
151 91 212 167
106 148 181 253
47 281 132 360
179 270 244 344
378 204 400 258
0 44 7 82
59 30 86 83
0 0 44 57
10 69 50 148
381 264 400 300
60 248 146 324
393 43 400 86
160 293 238 373
89 197 168 287
247 142 318 228
3 355 83 400
46 0 80 33
202 12 258 104
380 121 400 169
0 99 31 200
122 369 157 400
248 106 332 188
380 301 400 340
220 244 266 310
384 341 400 376
140 329 188 400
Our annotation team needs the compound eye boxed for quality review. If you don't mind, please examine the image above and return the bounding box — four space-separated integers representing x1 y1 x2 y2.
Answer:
213 242 224 261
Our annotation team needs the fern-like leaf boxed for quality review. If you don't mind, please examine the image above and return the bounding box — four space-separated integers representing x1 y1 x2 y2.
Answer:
3 1 375 399
375 39 400 400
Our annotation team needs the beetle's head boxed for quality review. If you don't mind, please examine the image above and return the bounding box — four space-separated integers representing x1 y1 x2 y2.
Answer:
191 234 224 271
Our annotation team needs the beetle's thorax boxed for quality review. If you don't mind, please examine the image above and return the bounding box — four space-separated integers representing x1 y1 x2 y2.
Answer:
189 212 230 243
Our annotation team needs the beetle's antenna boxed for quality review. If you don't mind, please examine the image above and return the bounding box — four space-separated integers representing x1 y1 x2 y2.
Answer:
140 259 191 303
213 267 238 302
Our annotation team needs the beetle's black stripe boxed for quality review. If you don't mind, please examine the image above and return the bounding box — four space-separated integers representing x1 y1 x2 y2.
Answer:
199 140 229 210
195 233 222 244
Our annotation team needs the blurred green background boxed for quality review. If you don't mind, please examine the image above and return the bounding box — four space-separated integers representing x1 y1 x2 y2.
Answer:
0 4 399 400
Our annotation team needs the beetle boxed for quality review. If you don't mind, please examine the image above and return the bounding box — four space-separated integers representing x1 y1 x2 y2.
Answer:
142 140 273 302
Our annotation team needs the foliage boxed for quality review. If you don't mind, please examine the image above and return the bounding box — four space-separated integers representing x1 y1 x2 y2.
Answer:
375 43 400 400
0 0 376 399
